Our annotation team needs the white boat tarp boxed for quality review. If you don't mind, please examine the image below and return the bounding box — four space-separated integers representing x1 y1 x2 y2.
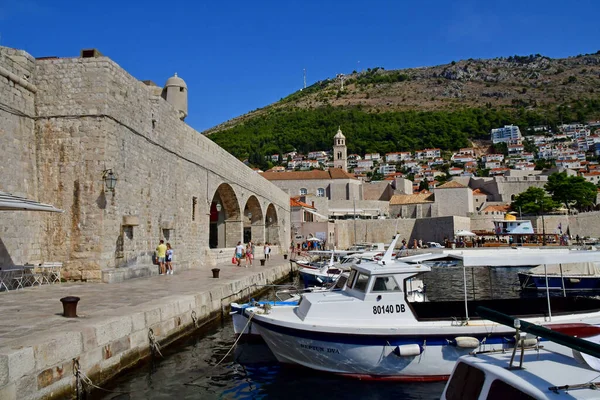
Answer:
445 248 600 267
0 190 63 213
528 262 600 276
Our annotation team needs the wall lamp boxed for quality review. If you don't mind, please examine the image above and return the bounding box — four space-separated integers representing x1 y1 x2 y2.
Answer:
102 169 118 192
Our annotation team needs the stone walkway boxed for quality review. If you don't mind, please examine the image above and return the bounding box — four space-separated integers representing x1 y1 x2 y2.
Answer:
0 255 291 349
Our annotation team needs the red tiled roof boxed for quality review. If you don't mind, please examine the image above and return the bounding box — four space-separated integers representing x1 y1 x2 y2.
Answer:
290 197 315 209
261 168 357 181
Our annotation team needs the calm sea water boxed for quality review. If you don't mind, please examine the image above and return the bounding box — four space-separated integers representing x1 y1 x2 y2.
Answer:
94 265 540 400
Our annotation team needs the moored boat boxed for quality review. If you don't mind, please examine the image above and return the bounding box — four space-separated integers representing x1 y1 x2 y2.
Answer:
441 307 600 399
518 262 600 292
247 235 600 381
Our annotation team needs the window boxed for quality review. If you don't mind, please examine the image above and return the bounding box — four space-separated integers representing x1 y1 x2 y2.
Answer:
192 197 197 221
372 276 401 292
444 362 484 400
347 269 358 288
486 380 536 400
317 188 325 197
337 152 342 159
300 188 307 195
353 273 370 292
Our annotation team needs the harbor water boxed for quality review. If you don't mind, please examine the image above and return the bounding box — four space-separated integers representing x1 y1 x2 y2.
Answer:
94 265 539 399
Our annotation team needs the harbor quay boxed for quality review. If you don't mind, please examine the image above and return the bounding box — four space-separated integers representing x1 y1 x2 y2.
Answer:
0 256 293 400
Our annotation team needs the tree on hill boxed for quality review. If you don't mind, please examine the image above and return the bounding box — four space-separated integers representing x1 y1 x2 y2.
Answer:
544 172 597 211
511 187 557 215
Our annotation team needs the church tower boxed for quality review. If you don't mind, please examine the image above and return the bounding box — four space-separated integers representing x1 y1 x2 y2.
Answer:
333 126 347 171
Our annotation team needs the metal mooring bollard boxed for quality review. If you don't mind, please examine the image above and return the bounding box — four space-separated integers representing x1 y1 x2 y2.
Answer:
211 268 220 278
60 296 81 318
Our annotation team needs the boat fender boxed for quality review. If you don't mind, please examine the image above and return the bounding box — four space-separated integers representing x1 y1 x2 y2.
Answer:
452 336 480 348
393 344 423 357
515 333 539 347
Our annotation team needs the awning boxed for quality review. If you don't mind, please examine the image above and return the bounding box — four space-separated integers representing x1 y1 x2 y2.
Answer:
304 208 329 221
0 191 64 213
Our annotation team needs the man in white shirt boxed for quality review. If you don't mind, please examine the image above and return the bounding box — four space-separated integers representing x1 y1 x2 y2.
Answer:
234 241 244 267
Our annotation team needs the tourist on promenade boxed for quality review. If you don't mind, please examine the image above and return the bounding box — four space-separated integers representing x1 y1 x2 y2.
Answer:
264 242 271 260
245 242 253 267
235 241 244 267
418 239 423 249
166 243 174 275
156 239 167 275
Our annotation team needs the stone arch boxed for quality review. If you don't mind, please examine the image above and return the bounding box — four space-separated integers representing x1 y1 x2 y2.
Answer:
242 196 264 243
265 203 279 245
209 183 241 248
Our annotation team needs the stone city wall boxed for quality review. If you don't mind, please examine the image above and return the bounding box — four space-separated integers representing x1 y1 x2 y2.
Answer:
0 47 42 266
0 47 290 281
333 216 469 248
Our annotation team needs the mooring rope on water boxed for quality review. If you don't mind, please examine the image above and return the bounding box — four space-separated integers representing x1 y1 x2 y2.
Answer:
214 313 254 367
191 310 199 328
72 358 133 397
148 328 164 358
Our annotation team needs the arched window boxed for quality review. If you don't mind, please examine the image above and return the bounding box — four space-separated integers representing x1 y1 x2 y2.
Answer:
300 188 307 195
337 152 342 159
317 188 325 197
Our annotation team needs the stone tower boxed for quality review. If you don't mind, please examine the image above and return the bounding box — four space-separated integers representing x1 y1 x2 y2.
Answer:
333 126 347 171
162 73 188 120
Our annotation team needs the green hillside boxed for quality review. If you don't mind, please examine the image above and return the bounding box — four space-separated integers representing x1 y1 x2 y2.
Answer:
205 52 600 164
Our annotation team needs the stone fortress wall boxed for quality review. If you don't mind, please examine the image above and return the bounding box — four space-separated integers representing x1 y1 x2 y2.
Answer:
0 46 290 282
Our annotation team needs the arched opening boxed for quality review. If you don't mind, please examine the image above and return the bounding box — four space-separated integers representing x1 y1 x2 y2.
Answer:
243 196 264 244
265 204 279 245
209 183 241 248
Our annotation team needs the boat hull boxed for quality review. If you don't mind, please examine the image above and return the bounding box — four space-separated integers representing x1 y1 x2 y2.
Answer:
518 273 600 291
251 319 508 380
251 313 600 380
231 301 298 336
298 269 338 287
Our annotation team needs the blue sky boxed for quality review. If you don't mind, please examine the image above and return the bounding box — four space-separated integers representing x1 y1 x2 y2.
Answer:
1 0 599 132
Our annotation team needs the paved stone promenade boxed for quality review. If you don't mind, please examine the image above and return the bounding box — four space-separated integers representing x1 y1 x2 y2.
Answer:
0 255 292 400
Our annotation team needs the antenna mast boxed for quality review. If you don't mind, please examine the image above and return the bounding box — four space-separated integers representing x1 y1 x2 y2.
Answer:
303 68 306 89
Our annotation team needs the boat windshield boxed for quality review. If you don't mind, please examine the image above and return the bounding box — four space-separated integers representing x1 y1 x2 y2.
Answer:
487 380 536 400
372 276 401 292
353 273 370 292
444 362 484 400
347 269 358 288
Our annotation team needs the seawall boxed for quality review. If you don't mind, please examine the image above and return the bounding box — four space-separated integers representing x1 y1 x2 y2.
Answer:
0 259 293 399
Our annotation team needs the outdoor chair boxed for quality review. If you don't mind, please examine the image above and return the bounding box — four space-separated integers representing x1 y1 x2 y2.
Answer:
40 262 63 284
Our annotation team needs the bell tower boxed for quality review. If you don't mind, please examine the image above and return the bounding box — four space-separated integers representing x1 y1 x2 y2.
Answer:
333 126 347 171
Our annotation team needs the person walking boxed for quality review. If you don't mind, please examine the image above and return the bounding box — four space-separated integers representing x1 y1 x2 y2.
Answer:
156 239 167 275
234 241 244 267
245 242 253 267
165 243 174 275
264 242 271 260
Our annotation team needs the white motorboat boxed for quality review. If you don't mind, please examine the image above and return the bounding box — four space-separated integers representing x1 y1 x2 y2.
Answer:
442 307 600 399
247 235 600 381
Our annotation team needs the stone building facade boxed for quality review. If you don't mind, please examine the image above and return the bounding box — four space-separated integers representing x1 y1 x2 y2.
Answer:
0 46 290 282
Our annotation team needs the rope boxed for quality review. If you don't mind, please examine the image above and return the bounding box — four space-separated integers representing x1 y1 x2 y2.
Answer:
148 328 164 358
214 313 254 367
191 310 199 328
72 358 133 396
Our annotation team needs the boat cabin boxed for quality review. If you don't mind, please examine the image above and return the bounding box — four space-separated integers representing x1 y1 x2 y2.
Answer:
442 349 600 400
343 262 430 301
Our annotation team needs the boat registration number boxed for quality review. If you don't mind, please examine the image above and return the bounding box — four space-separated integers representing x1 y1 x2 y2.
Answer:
373 304 405 314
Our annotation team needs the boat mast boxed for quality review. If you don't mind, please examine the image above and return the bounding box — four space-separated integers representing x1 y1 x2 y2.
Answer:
463 262 469 322
544 263 552 321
